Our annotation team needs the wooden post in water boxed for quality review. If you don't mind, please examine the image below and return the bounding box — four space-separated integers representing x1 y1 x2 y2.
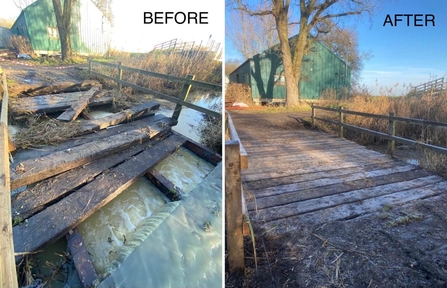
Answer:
339 106 344 138
172 74 195 123
117 62 123 91
311 103 315 129
388 112 396 156
225 140 245 274
0 70 18 288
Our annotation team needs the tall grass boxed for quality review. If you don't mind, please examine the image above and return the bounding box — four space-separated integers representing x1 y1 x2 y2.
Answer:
95 50 222 96
318 90 447 176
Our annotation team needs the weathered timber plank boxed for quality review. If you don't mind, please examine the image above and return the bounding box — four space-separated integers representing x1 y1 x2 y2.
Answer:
183 138 222 165
12 140 157 220
67 228 98 288
57 86 101 122
10 91 113 119
252 175 442 223
146 169 182 201
12 114 171 163
10 116 173 190
0 124 18 288
243 152 393 175
13 133 186 258
227 113 248 169
80 101 161 133
249 169 433 211
23 80 101 96
245 161 406 190
242 159 397 182
250 164 419 199
261 180 447 233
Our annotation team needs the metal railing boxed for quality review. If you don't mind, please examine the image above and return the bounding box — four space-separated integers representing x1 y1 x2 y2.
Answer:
88 59 222 121
311 104 447 156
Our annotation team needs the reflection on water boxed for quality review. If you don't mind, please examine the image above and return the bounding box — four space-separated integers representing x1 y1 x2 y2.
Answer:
77 178 168 276
160 92 221 142
154 147 215 193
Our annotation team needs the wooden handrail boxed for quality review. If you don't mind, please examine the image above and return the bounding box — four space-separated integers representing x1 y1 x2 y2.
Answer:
88 59 221 119
312 104 447 156
0 67 19 288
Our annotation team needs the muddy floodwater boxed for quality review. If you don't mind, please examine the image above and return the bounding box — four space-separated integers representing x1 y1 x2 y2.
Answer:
16 91 222 287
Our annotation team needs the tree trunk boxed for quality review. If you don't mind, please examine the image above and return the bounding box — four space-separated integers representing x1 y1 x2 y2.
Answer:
52 0 73 61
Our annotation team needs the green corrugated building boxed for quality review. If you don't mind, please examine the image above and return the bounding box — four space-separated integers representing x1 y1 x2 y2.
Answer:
229 35 351 104
11 0 111 56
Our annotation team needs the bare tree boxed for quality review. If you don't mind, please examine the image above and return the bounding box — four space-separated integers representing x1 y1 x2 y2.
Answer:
92 0 114 25
226 6 279 60
229 0 384 106
316 19 372 86
52 0 73 61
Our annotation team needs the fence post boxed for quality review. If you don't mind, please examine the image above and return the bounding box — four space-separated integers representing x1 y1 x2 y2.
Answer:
0 71 19 288
172 74 195 123
311 103 315 129
117 62 123 91
339 106 344 138
88 58 92 78
388 112 396 156
225 140 245 274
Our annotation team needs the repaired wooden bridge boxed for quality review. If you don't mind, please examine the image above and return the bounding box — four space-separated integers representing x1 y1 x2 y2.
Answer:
229 112 447 235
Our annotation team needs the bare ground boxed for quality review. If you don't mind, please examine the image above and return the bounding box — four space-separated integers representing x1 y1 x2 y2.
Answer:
226 111 447 288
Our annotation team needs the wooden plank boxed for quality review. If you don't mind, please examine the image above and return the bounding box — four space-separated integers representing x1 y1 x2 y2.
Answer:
12 114 171 163
12 140 155 220
225 140 245 274
245 161 405 190
0 124 18 288
10 115 173 190
249 164 419 198
183 139 222 165
13 133 186 259
66 228 98 288
22 80 102 96
262 180 447 233
250 169 433 211
253 175 442 223
57 86 101 122
242 158 395 182
146 169 182 201
80 101 161 133
10 91 113 119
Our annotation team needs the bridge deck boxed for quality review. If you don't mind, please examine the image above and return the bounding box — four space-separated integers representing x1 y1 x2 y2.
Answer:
231 112 447 234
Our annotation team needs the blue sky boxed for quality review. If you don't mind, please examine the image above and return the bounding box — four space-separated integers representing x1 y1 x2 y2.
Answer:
225 0 447 95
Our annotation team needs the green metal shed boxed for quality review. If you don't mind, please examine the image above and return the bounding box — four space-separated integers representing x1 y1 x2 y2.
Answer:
229 35 351 104
11 0 111 56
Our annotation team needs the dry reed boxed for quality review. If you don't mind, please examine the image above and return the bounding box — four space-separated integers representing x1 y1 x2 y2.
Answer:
14 116 83 149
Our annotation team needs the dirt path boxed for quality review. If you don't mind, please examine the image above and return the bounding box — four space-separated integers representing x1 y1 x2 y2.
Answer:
226 110 447 288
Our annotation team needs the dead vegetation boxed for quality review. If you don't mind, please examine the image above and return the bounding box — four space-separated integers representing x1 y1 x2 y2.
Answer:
313 91 447 176
13 116 83 149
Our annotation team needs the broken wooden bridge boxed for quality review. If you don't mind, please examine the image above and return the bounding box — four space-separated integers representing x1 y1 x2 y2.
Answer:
1 62 222 287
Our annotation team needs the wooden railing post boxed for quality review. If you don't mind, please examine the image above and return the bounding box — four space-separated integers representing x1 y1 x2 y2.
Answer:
88 58 92 78
0 69 19 288
117 62 123 91
311 103 315 128
339 106 344 138
225 140 245 274
172 74 195 122
388 112 396 156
